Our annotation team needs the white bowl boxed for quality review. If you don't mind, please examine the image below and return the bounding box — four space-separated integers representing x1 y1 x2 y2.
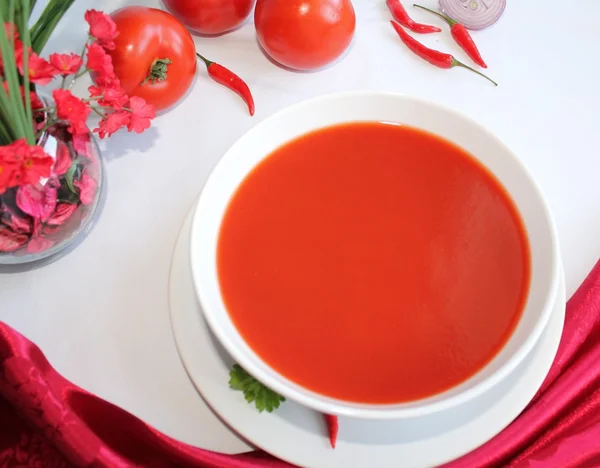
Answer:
190 92 560 420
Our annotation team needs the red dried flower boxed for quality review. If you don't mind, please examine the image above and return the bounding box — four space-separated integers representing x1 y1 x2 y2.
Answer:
85 9 118 50
49 53 83 76
127 96 155 134
53 143 72 176
47 203 78 226
72 133 92 159
74 172 97 205
16 183 58 221
52 89 91 136
0 227 28 252
0 204 32 233
27 235 54 254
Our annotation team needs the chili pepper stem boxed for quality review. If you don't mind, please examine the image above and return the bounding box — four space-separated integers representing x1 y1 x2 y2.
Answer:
452 58 497 86
196 52 214 68
413 4 455 26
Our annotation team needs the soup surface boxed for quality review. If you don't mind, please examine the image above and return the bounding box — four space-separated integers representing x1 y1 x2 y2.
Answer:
217 122 530 403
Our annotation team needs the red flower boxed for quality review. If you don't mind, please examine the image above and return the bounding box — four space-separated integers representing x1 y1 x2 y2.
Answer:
16 49 58 85
49 53 82 76
2 82 44 113
0 139 54 192
85 9 118 50
30 91 44 111
86 42 116 86
88 81 128 109
74 172 97 205
4 22 18 41
1 28 21 74
52 89 90 136
127 96 155 134
94 110 130 139
0 162 16 194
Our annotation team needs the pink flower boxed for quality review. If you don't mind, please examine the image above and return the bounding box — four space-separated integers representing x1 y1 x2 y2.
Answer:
94 110 130 139
53 143 72 176
86 42 115 86
127 96 155 134
52 89 90 136
72 133 93 159
47 203 78 226
74 172 97 205
88 81 128 109
49 53 82 76
16 49 58 85
52 146 72 176
27 236 54 254
0 227 28 252
85 9 118 50
30 91 44 112
0 139 54 192
16 183 58 221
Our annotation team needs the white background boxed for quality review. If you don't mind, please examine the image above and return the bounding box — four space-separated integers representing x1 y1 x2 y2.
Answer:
1 0 599 456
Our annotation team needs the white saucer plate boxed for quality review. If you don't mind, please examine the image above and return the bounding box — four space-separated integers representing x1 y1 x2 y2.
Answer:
169 202 566 468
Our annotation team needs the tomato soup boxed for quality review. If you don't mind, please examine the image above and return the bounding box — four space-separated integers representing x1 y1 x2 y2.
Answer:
217 122 531 403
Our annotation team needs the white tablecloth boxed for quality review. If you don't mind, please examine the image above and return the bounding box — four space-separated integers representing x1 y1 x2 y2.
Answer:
2 0 599 454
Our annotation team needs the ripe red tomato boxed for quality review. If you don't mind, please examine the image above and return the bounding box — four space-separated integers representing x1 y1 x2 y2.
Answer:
108 7 197 112
162 0 256 35
254 0 356 71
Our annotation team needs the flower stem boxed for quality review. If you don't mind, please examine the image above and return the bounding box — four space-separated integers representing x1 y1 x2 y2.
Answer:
69 40 89 90
36 119 55 137
90 107 106 118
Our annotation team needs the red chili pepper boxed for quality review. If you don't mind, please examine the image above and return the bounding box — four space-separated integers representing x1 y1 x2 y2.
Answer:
196 53 255 116
324 414 339 449
413 4 487 68
386 0 441 34
390 21 497 86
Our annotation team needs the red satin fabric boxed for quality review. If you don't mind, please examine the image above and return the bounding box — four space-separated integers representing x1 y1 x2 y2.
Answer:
1 259 599 468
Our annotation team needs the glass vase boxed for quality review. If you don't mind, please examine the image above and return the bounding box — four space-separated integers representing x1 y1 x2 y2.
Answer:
0 124 103 265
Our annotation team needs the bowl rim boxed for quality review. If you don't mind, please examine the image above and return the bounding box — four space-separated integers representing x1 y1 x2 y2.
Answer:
189 91 561 419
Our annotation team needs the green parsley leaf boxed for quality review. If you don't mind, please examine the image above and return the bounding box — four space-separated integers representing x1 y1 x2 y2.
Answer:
229 364 285 413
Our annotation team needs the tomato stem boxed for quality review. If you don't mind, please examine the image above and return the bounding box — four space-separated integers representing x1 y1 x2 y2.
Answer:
141 58 172 87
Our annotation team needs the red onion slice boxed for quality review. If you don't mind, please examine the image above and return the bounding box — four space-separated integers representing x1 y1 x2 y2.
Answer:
438 0 506 30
